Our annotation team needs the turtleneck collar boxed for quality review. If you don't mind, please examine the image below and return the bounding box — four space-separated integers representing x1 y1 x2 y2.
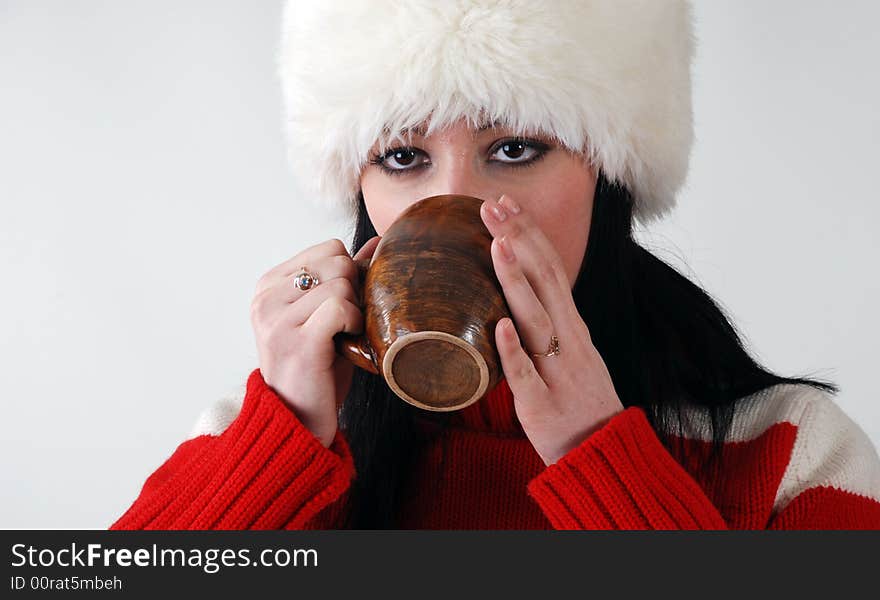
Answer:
416 377 525 436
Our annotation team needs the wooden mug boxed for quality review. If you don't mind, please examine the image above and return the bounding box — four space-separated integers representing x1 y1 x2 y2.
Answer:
333 194 511 411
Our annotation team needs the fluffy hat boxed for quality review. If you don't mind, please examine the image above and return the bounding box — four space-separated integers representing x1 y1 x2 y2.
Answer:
277 0 696 226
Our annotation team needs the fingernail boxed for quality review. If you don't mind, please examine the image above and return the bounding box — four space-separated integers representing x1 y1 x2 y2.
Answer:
491 202 508 222
505 318 518 340
498 194 520 214
498 235 516 262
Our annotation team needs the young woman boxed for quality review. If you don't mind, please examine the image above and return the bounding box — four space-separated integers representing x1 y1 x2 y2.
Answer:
112 0 880 530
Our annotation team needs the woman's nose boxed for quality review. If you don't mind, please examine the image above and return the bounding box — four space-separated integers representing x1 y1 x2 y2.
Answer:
421 157 498 203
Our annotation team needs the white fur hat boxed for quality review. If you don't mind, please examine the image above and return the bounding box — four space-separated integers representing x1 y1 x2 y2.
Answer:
277 0 696 226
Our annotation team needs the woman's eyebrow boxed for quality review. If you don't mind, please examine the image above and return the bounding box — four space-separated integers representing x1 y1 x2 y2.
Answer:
398 119 504 137
476 119 503 132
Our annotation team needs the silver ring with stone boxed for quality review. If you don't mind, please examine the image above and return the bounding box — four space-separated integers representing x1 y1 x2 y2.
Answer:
292 267 319 291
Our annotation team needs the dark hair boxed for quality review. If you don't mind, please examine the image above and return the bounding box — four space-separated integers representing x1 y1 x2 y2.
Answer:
338 171 838 529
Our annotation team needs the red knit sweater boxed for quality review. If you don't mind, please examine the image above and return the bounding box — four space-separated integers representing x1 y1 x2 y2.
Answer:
111 368 880 530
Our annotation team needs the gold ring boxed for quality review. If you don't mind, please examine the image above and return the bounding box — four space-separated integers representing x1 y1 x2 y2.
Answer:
529 335 560 358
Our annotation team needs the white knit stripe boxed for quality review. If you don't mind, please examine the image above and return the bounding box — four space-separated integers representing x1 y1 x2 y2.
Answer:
666 383 809 444
771 387 880 513
668 383 880 513
187 385 246 439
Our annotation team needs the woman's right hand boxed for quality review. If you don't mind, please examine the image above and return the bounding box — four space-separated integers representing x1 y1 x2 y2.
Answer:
250 236 381 448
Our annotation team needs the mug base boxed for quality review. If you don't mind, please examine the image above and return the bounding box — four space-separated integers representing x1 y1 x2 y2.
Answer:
383 331 489 412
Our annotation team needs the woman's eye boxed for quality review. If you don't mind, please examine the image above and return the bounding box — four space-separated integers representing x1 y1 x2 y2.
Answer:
490 140 542 163
379 148 429 171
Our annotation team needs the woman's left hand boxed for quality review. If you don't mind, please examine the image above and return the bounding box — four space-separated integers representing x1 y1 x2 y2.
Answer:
479 194 625 466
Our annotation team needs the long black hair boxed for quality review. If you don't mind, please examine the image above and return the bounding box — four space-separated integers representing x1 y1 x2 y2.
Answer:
338 171 838 529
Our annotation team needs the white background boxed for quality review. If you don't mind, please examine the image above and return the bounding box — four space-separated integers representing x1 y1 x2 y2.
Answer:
1 1 878 528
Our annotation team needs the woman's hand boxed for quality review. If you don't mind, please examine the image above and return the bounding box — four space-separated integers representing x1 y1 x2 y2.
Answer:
250 236 381 448
479 194 624 466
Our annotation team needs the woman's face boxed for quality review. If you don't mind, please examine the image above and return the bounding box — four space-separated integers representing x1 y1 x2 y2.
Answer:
359 119 597 288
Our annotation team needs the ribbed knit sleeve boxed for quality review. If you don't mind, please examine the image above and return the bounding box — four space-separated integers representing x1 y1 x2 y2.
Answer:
110 369 355 530
526 406 729 530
